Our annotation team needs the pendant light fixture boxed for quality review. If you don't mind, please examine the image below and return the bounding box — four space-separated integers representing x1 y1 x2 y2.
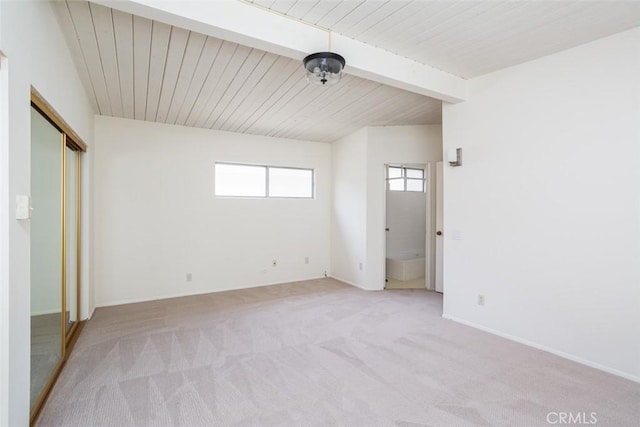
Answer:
302 51 346 86
303 31 345 86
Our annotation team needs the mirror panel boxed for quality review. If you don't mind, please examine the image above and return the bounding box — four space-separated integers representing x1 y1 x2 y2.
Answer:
65 148 78 336
30 107 63 409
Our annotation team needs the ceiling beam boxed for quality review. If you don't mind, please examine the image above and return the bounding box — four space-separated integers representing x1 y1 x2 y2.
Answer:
92 0 468 103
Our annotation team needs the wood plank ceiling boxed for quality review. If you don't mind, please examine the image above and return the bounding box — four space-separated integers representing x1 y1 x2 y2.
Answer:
248 0 640 78
55 1 442 143
56 1 640 141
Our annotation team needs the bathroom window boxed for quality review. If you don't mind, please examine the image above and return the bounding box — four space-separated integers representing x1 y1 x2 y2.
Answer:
215 162 314 198
387 166 425 192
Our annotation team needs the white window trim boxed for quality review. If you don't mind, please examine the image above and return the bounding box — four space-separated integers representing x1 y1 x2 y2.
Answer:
215 162 315 199
386 166 425 193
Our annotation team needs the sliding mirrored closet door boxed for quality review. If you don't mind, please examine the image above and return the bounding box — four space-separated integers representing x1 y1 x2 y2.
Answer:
65 146 79 336
30 106 64 409
30 91 86 424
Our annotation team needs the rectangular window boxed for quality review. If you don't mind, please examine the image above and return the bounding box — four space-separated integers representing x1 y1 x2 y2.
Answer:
268 167 313 198
215 162 314 198
386 166 425 192
215 163 266 197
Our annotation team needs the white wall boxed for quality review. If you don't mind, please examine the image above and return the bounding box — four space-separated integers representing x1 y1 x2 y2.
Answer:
330 125 443 290
93 116 331 306
386 190 427 258
330 128 368 287
442 28 640 381
0 1 95 424
366 125 443 290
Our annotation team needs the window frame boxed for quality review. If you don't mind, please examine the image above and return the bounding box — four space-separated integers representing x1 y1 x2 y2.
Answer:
214 161 315 199
386 166 426 193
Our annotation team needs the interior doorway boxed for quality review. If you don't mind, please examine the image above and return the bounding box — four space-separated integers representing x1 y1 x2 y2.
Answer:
384 163 429 290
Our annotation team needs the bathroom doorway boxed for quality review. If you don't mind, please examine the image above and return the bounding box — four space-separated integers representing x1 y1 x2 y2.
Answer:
384 163 430 289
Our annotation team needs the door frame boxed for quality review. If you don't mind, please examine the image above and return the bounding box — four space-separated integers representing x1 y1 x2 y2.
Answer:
383 162 433 290
0 51 10 427
435 161 444 293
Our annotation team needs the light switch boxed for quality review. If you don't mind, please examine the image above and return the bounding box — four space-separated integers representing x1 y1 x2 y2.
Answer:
452 230 462 240
16 195 31 220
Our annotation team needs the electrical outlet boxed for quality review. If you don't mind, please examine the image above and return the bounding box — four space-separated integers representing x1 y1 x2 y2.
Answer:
272 260 277 267
305 257 309 264
186 273 192 282
477 294 485 306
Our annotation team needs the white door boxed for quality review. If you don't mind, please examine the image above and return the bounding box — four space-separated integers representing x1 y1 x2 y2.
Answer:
435 162 444 293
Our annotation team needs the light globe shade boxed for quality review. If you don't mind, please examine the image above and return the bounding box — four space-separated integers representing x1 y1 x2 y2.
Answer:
303 52 345 86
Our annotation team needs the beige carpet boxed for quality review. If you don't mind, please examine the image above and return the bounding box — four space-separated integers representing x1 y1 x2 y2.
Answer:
37 278 640 426
31 312 62 408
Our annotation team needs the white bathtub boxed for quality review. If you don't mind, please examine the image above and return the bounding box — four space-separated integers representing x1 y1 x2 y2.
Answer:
386 253 425 281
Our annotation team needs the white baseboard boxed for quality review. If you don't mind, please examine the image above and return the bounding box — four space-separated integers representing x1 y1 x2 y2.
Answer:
329 275 383 291
95 276 327 308
329 275 365 290
442 314 640 384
